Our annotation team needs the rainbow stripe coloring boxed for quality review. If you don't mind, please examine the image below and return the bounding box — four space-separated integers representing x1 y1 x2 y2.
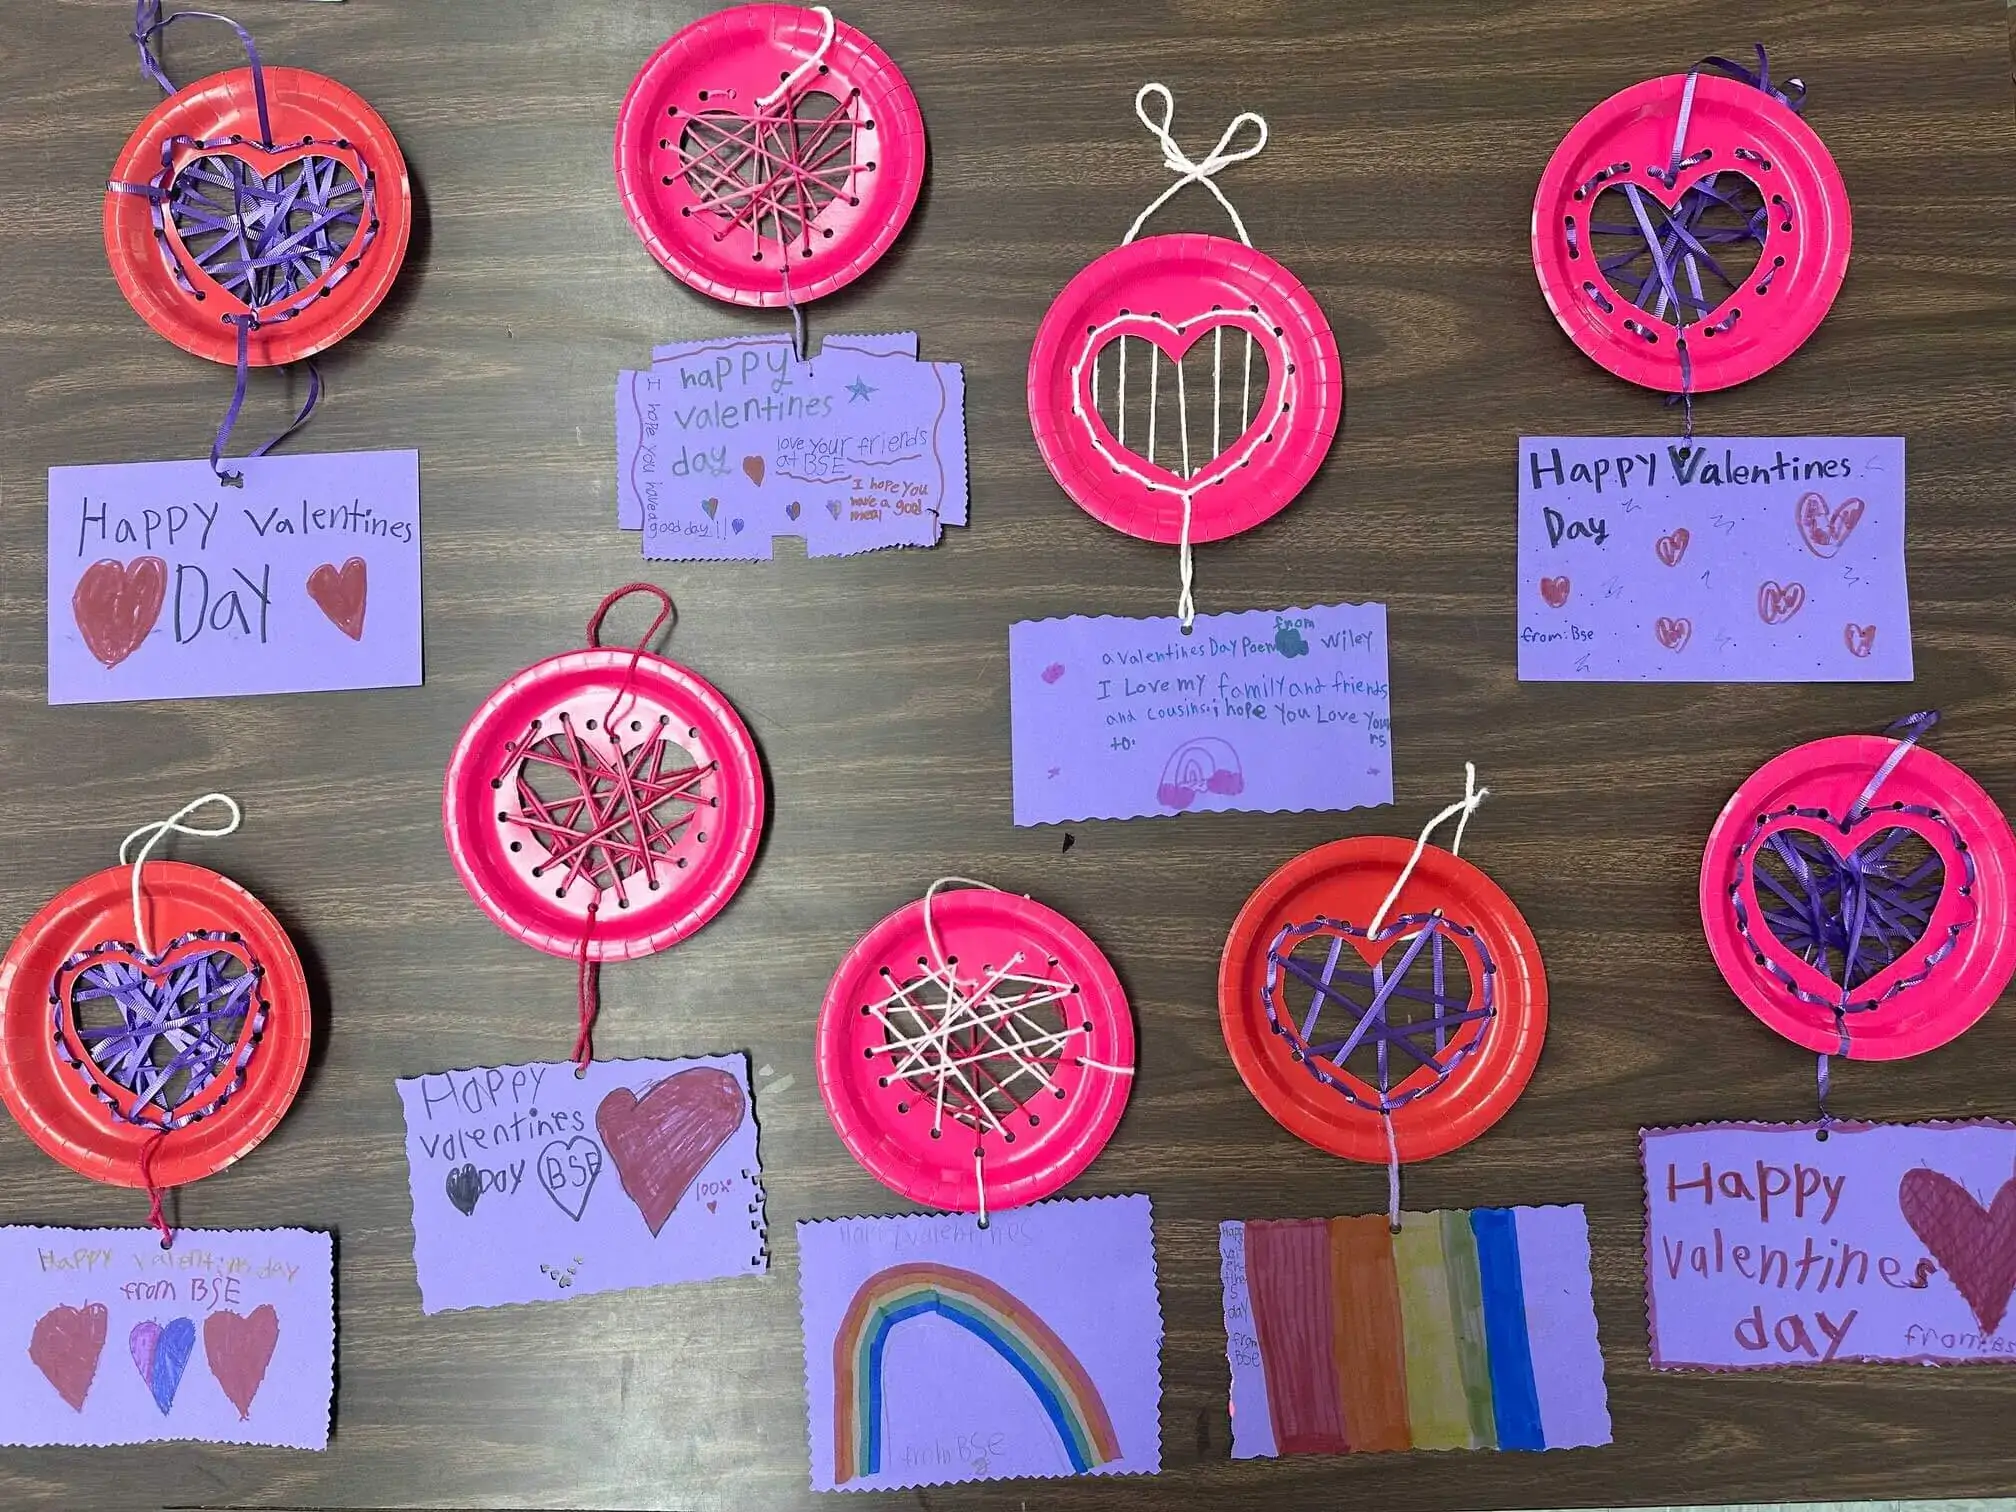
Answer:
797 1195 1161 1492
833 1263 1121 1483
1220 1204 1610 1456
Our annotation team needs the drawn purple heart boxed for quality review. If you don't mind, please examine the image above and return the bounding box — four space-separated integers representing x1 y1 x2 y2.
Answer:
731 518 745 535
129 1316 196 1415
826 501 843 520
700 498 719 520
786 501 802 521
1041 663 1066 685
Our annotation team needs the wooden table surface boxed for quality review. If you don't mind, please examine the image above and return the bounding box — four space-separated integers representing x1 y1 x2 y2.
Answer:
4 1 2015 1508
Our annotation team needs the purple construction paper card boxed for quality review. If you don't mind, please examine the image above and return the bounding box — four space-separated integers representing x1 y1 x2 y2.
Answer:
47 450 421 705
1220 1207 1608 1457
397 1056 765 1313
1643 1121 2016 1369
621 332 920 532
1 1226 332 1448
1009 603 1393 826
1518 435 1910 682
636 334 965 559
797 1195 1162 1492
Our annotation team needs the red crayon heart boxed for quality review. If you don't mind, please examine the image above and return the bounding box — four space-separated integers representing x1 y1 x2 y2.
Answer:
306 557 368 640
204 1304 280 1420
597 1068 746 1238
1757 579 1806 626
743 455 765 487
1539 576 1571 609
29 1303 108 1412
1041 662 1067 684
1843 623 1877 658
1796 491 1865 558
1655 527 1690 567
1899 1168 2016 1334
1655 616 1692 652
72 556 167 668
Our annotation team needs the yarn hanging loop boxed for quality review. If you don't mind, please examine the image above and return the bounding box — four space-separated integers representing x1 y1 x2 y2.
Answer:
117 793 243 958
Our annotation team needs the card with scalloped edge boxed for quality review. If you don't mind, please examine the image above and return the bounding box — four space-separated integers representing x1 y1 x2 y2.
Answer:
2 1226 331 1447
396 1055 766 1313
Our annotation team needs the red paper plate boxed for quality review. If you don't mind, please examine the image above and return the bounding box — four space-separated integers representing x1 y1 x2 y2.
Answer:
1220 837 1547 1163
104 65 411 369
1532 71 1850 393
817 887 1135 1213
615 3 926 307
443 645 765 962
1701 733 2016 1059
1029 232 1342 544
0 861 309 1190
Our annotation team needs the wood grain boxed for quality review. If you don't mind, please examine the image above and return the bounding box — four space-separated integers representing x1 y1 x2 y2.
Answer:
2 1 2014 1507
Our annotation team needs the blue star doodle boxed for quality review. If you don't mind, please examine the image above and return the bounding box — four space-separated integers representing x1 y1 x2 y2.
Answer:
846 377 876 402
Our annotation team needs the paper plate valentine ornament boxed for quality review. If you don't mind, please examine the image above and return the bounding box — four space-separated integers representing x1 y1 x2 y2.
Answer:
1028 83 1343 627
816 879 1136 1223
1700 712 2016 1110
1532 45 1849 422
0 796 310 1247
106 2 411 479
443 584 766 1068
1220 770 1547 1223
616 4 926 311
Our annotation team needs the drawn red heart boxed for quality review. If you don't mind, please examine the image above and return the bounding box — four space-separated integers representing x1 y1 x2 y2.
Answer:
30 1303 107 1412
596 1068 746 1238
1844 623 1877 658
1899 1169 2016 1334
743 455 765 487
1655 528 1690 567
72 556 167 668
306 557 368 640
1796 492 1865 558
1655 616 1692 652
1539 576 1570 608
1041 662 1067 684
204 1304 280 1419
1757 579 1806 625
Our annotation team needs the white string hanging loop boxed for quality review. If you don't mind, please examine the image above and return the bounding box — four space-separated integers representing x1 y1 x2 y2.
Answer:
1123 82 1268 247
756 3 835 109
118 793 242 957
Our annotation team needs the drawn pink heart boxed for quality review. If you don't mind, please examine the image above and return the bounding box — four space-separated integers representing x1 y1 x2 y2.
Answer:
1757 579 1806 626
1075 309 1283 496
29 1303 107 1412
204 1305 280 1420
1796 492 1865 558
597 1068 745 1237
1899 1169 2016 1334
1656 527 1690 567
72 556 167 668
1539 576 1570 608
1655 616 1692 652
1041 662 1066 684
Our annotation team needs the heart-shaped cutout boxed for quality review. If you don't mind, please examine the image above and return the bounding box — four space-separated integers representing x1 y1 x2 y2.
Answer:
166 149 365 312
1748 820 1952 1001
1266 914 1489 1111
677 91 856 252
129 1317 197 1415
73 556 167 669
53 933 265 1130
1900 1168 2016 1334
1586 171 1768 335
306 557 368 640
596 1068 745 1237
204 1305 280 1420
30 1303 107 1412
1078 310 1287 499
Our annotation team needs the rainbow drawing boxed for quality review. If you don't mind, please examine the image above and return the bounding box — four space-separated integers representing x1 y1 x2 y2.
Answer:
1219 1205 1610 1456
833 1262 1122 1484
